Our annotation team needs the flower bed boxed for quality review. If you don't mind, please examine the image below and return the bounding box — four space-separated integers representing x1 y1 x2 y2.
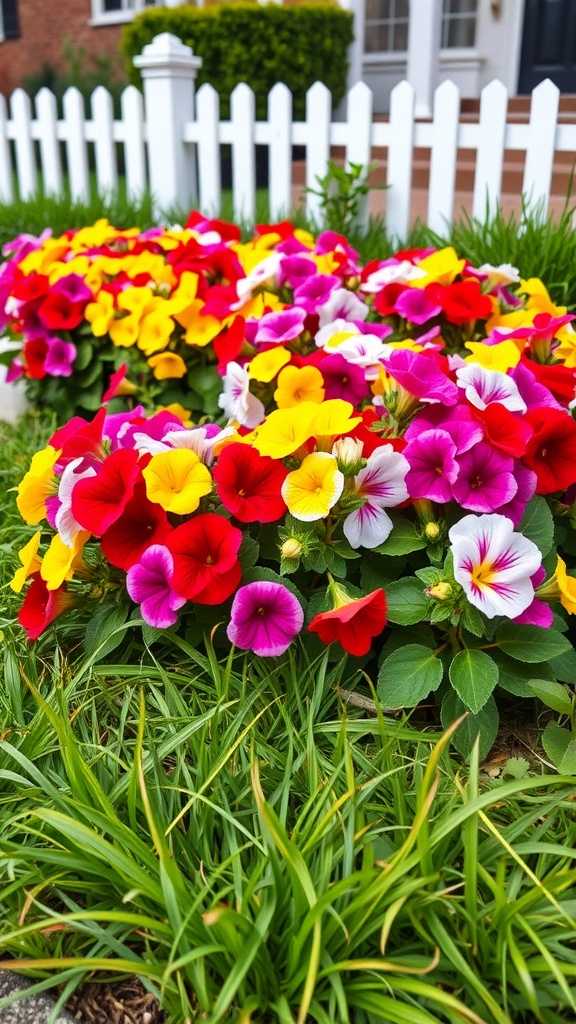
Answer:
7 215 576 756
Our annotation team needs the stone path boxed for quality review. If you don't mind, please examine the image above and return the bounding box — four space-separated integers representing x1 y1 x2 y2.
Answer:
0 971 75 1024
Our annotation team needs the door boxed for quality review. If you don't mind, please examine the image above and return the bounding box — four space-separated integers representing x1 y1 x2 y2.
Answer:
518 0 576 93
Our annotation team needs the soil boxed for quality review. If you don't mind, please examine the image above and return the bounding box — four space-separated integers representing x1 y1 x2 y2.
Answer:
66 979 165 1024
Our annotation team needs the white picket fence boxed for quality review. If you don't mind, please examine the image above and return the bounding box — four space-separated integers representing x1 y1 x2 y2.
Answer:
0 32 575 241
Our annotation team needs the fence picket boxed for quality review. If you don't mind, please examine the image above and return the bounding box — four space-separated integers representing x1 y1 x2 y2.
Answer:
11 89 37 199
63 87 90 203
386 80 415 240
523 78 560 218
92 86 118 196
305 82 331 223
121 85 147 202
345 81 373 231
428 80 460 234
35 88 63 196
0 94 13 203
473 79 508 221
268 83 292 220
231 83 256 224
196 84 221 215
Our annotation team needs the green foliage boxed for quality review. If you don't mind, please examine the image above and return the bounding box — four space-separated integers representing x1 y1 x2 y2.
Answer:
122 2 354 120
305 160 386 235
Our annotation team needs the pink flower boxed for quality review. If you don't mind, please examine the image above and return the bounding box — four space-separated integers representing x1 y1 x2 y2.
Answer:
126 544 186 628
394 287 442 325
254 308 307 345
321 353 367 404
456 364 527 413
44 337 77 377
382 348 459 405
343 445 410 549
452 442 517 514
405 404 483 454
226 581 304 656
404 429 459 503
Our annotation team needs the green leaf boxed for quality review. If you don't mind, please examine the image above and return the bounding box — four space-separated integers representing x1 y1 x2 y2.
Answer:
495 623 572 663
238 534 259 571
460 603 486 638
529 679 574 715
374 514 427 556
518 495 555 557
549 644 576 684
414 567 442 587
541 721 576 773
74 340 94 371
492 650 556 697
441 690 499 761
85 603 130 661
449 649 499 713
385 578 430 626
503 757 530 779
377 644 443 709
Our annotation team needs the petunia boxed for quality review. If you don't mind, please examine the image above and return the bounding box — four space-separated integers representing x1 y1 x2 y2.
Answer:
274 365 325 408
9 532 42 593
16 446 60 525
449 513 542 618
147 352 188 380
308 585 387 656
218 361 265 428
452 442 517 514
536 555 576 616
436 280 493 325
253 308 307 345
282 452 344 521
212 443 288 523
382 348 459 406
227 581 303 656
249 346 291 383
248 403 320 458
126 544 186 629
40 530 89 590
320 352 367 405
18 574 75 640
44 337 77 377
166 513 242 604
101 483 173 570
71 447 142 536
142 449 212 515
456 364 527 413
523 407 576 494
343 444 410 548
394 286 442 324
404 429 459 504
316 287 368 327
404 404 482 455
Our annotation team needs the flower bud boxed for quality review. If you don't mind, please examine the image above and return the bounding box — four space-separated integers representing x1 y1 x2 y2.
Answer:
424 521 441 541
281 538 302 560
332 436 364 476
427 581 452 601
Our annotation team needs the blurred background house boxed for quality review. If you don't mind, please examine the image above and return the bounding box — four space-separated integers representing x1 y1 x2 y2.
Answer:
0 1 574 109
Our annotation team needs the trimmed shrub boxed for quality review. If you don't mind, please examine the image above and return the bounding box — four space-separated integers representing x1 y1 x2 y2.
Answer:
121 1 354 119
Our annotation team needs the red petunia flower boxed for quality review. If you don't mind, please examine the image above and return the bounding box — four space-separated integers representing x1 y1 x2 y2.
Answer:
12 271 50 303
473 402 533 458
308 586 387 657
71 447 143 535
435 280 493 325
37 291 84 331
374 282 407 317
523 407 576 494
212 443 288 523
213 315 247 373
100 482 173 570
51 407 107 470
22 338 48 379
18 574 75 640
520 354 576 408
166 512 242 604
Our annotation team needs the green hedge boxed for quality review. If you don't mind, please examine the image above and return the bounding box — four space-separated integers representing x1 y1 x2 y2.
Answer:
121 2 354 120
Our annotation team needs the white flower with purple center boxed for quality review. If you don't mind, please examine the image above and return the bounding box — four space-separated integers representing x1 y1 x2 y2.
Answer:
232 253 284 308
317 288 368 328
343 445 410 549
456 364 527 413
218 361 265 428
55 456 97 546
333 334 392 380
449 513 542 619
360 260 426 293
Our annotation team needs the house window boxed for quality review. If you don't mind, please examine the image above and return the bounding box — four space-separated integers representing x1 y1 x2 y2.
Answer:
364 0 477 54
1 0 20 39
91 0 161 26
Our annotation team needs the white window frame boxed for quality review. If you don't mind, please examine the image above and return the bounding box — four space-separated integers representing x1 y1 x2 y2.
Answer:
365 0 478 56
90 0 165 28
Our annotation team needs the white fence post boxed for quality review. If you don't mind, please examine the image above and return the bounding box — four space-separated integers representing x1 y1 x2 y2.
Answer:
133 32 202 216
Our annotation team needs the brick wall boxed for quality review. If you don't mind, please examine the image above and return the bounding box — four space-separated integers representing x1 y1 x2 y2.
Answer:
0 0 126 95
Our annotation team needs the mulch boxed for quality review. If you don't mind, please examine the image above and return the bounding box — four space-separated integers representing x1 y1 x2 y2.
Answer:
66 979 165 1024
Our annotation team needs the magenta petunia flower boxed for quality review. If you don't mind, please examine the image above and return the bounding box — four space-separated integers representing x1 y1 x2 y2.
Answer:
382 348 459 405
394 287 442 325
44 337 77 377
226 580 304 656
494 463 537 526
126 544 186 628
320 352 367 404
278 254 317 288
404 429 459 503
294 274 340 313
405 404 483 454
452 442 517 513
254 308 307 345
52 273 93 305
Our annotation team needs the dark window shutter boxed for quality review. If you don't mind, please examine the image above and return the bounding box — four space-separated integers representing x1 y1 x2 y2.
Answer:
2 0 20 39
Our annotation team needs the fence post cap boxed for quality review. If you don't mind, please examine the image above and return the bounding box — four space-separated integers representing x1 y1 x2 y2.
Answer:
133 32 202 74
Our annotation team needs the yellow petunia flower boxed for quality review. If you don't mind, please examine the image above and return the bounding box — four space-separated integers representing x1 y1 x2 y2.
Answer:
16 447 60 525
249 347 291 383
148 352 187 380
137 311 175 356
10 532 42 593
311 400 362 446
48 256 90 284
410 247 465 288
41 531 90 591
247 404 319 459
142 449 212 515
177 300 223 348
157 403 193 426
521 278 567 318
464 340 521 372
109 313 141 348
282 452 344 521
19 239 70 275
85 291 116 337
274 365 325 408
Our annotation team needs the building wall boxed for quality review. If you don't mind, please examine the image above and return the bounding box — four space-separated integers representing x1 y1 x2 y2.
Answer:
0 0 125 95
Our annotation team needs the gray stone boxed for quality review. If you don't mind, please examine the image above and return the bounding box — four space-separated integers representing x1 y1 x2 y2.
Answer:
0 970 75 1024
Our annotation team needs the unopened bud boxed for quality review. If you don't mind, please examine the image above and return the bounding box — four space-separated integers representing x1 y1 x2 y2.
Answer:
427 581 452 601
332 436 364 475
281 538 302 560
424 522 441 541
